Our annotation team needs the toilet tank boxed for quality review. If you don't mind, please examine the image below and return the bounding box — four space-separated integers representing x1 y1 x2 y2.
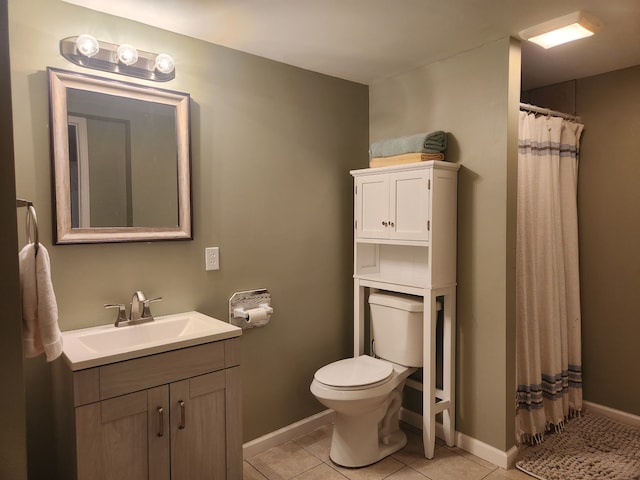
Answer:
369 292 423 367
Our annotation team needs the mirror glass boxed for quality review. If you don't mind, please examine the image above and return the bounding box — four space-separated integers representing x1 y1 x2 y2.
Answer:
48 68 192 243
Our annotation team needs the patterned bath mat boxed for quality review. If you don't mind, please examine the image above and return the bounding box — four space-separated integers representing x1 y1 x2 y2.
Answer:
516 411 640 480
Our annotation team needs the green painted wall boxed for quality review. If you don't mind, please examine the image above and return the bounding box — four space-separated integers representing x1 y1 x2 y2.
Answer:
370 38 520 452
9 0 368 476
576 65 640 416
0 0 28 477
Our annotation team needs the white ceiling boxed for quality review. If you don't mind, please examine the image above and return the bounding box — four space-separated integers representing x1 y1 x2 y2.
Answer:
62 0 640 90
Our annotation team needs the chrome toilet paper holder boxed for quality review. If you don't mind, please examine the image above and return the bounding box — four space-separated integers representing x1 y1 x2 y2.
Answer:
229 288 273 328
233 303 273 320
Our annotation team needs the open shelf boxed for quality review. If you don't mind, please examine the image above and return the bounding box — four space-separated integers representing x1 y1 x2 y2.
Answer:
355 243 430 289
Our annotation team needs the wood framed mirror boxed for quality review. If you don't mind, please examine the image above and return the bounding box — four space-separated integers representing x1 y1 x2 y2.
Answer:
48 68 192 244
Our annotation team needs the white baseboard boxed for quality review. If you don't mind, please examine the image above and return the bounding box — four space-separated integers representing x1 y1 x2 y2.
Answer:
243 410 335 459
583 400 640 428
242 403 639 468
456 431 519 470
399 408 517 469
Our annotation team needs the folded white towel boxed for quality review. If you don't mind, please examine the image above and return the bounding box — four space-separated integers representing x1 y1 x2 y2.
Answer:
19 243 63 361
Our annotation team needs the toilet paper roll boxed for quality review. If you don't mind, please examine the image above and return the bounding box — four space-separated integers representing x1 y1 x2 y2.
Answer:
245 307 269 325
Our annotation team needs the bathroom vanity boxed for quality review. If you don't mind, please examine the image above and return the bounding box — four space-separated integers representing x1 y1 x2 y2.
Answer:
351 160 459 459
52 312 242 480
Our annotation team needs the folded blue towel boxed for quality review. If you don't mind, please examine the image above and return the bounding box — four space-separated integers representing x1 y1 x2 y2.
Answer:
370 131 447 157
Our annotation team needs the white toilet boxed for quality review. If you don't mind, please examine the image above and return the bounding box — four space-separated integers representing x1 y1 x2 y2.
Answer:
310 291 423 467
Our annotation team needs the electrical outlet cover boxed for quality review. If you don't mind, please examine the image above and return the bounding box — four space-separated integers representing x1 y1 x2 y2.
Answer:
205 247 219 271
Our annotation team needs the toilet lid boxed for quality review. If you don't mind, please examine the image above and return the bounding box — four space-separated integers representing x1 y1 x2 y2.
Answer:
314 356 393 388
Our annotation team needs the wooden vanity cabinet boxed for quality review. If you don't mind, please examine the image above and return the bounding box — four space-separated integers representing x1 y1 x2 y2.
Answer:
53 338 242 480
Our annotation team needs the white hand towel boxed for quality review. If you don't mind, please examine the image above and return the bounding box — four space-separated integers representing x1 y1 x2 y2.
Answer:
19 243 63 361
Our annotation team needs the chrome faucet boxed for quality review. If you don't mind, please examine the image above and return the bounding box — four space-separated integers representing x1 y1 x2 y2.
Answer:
105 291 162 327
129 290 147 322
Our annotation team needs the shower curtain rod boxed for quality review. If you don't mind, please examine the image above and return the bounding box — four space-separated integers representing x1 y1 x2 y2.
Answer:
519 102 581 123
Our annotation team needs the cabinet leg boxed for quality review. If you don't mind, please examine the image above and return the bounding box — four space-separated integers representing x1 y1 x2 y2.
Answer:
354 281 365 356
422 289 437 459
442 408 455 447
422 406 436 459
441 287 456 447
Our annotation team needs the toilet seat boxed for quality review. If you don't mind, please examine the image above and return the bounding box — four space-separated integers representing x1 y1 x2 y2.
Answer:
314 356 393 390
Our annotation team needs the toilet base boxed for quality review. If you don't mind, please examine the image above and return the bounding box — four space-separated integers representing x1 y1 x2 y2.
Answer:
328 387 407 468
329 416 407 468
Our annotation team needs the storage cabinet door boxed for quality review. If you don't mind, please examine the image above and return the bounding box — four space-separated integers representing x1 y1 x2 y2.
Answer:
75 387 169 480
389 170 430 241
356 174 389 239
148 386 171 480
170 371 227 480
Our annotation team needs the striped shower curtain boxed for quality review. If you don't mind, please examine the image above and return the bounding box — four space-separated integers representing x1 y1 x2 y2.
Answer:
516 111 584 444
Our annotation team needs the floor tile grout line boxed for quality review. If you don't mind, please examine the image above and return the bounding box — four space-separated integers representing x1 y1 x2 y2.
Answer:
291 437 324 461
291 461 347 480
244 460 269 480
445 445 501 472
322 461 351 480
246 460 273 480
256 424 513 480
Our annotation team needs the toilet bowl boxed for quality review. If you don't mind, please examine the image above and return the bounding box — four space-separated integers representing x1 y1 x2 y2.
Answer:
311 291 424 467
310 355 417 467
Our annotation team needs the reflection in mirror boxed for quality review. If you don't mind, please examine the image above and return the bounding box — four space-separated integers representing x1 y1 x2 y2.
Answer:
48 68 191 243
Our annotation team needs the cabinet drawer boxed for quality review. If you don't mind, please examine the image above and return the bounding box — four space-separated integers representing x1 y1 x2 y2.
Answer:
99 341 226 399
72 341 227 403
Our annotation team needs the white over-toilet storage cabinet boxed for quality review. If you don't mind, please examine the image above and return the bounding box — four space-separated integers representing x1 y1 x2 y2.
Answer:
351 160 460 459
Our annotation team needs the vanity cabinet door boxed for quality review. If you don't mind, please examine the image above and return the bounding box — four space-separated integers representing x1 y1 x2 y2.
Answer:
170 371 227 480
75 386 170 480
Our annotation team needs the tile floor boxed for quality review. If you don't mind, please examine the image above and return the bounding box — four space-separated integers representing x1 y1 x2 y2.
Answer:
244 423 532 480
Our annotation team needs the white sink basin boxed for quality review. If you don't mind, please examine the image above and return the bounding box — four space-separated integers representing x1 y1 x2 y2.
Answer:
62 311 241 370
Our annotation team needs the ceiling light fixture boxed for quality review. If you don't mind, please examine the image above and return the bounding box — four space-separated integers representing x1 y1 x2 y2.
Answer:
519 11 601 49
60 36 176 82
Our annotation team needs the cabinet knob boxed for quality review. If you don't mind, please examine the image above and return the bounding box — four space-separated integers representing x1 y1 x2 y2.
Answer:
389 221 395 227
382 221 388 227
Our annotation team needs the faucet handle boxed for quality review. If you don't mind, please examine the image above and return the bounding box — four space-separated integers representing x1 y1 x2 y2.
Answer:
105 303 127 327
142 297 162 319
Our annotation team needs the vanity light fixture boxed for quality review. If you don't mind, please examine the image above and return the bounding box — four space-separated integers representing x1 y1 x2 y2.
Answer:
154 53 175 75
60 35 175 81
519 11 601 49
75 34 100 58
116 43 139 66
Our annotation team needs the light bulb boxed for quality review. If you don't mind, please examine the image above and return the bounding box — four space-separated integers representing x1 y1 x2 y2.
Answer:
117 44 138 66
528 23 594 49
154 53 175 74
76 34 99 58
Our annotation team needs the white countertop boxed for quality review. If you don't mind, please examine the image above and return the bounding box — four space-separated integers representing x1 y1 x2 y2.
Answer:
61 311 242 370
